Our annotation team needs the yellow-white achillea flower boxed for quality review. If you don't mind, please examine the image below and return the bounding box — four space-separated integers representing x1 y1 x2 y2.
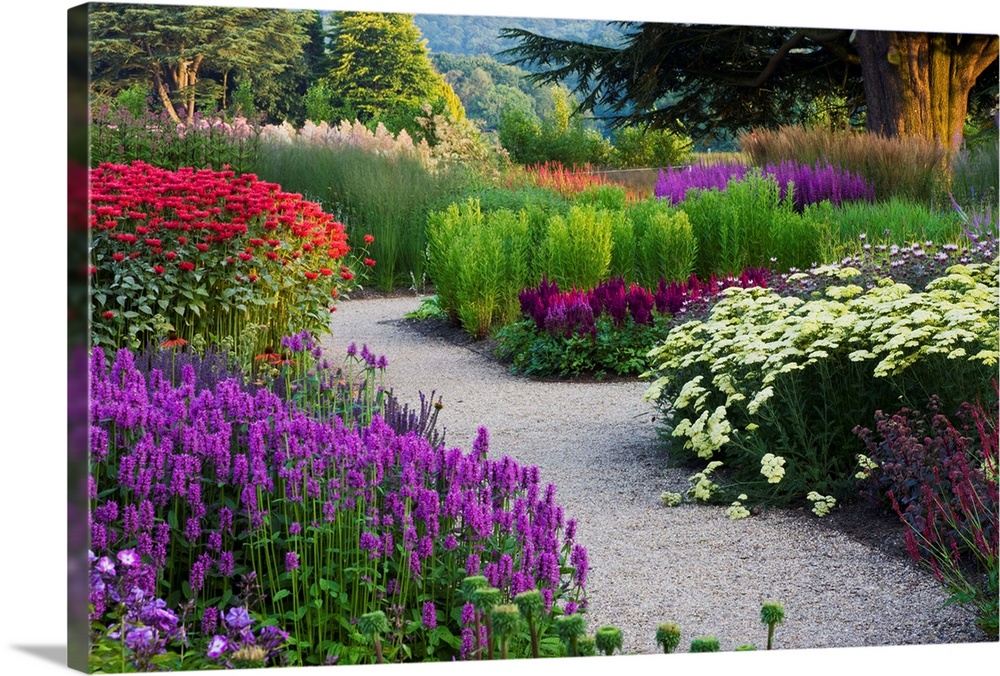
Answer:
807 491 836 517
760 453 786 483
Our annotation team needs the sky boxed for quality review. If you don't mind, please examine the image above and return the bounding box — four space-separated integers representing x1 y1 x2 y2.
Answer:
1 1 997 675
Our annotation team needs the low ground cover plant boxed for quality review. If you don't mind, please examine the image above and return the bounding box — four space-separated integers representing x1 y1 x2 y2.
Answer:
89 161 356 357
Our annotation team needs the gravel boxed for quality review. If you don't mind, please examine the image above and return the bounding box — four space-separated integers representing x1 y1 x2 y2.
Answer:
320 293 988 654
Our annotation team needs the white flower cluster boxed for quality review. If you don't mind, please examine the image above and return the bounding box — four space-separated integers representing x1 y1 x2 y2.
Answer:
660 491 683 507
687 461 724 502
725 494 750 520
759 453 786 484
672 405 732 459
806 491 837 517
854 454 879 480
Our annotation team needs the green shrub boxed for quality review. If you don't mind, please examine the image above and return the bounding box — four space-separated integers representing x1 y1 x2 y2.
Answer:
636 209 697 289
426 200 532 338
540 205 615 290
609 125 692 169
679 170 831 276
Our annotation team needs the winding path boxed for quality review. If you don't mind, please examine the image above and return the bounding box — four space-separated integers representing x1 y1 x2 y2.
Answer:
320 294 983 654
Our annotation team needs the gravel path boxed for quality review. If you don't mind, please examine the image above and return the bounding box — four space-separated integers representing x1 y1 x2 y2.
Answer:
321 294 986 654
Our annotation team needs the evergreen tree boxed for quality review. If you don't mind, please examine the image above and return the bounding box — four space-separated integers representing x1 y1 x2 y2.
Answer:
322 11 464 136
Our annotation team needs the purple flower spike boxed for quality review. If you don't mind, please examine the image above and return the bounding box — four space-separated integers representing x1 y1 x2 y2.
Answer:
423 601 438 629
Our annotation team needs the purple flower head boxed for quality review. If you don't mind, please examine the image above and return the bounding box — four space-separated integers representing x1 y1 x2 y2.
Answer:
124 625 156 652
224 606 253 631
285 552 300 572
346 342 357 357
206 634 229 659
117 549 140 568
289 521 302 535
423 601 438 629
95 556 116 577
257 625 290 652
461 602 476 625
201 607 219 635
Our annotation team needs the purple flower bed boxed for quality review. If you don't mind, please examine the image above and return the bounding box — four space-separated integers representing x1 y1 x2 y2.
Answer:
518 270 773 338
654 160 875 210
88 345 588 666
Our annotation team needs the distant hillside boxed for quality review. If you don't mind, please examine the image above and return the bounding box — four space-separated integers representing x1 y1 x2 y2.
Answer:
414 14 627 58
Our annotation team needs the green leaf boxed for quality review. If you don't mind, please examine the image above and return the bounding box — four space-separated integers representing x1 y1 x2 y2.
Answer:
95 293 107 306
158 299 170 310
122 311 139 319
174 304 186 316
272 589 291 602
138 304 153 315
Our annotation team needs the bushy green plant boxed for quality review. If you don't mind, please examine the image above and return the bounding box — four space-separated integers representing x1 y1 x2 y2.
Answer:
540 205 615 290
643 261 998 506
636 209 698 289
426 200 532 338
609 125 692 169
679 170 832 276
950 140 999 212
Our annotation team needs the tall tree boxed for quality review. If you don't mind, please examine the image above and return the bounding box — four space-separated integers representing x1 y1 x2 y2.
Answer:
322 12 463 133
500 23 998 150
89 3 310 124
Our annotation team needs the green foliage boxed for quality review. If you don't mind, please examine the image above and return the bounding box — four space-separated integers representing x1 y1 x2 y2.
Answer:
804 198 964 256
90 106 263 173
609 125 692 169
495 316 668 379
251 141 471 291
497 89 612 167
114 83 149 118
540 206 615 290
679 171 832 276
89 4 311 124
426 200 532 338
643 262 999 507
635 208 698 289
324 12 462 139
950 140 999 212
303 81 337 124
230 80 256 117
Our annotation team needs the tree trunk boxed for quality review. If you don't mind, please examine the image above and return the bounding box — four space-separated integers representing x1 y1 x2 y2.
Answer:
153 71 182 124
855 31 998 151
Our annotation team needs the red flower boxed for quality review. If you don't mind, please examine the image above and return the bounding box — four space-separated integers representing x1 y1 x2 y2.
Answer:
89 266 97 275
196 243 209 252
178 261 196 271
331 289 339 298
267 239 280 247
341 270 355 281
304 271 319 280
238 251 253 261
154 265 166 275
319 268 333 276
129 251 142 259
265 251 279 261
364 234 375 244
144 238 162 247
165 251 177 260
364 258 376 267
160 331 188 349
102 310 115 319
177 236 188 244
112 252 125 262
329 306 337 313
248 274 258 282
